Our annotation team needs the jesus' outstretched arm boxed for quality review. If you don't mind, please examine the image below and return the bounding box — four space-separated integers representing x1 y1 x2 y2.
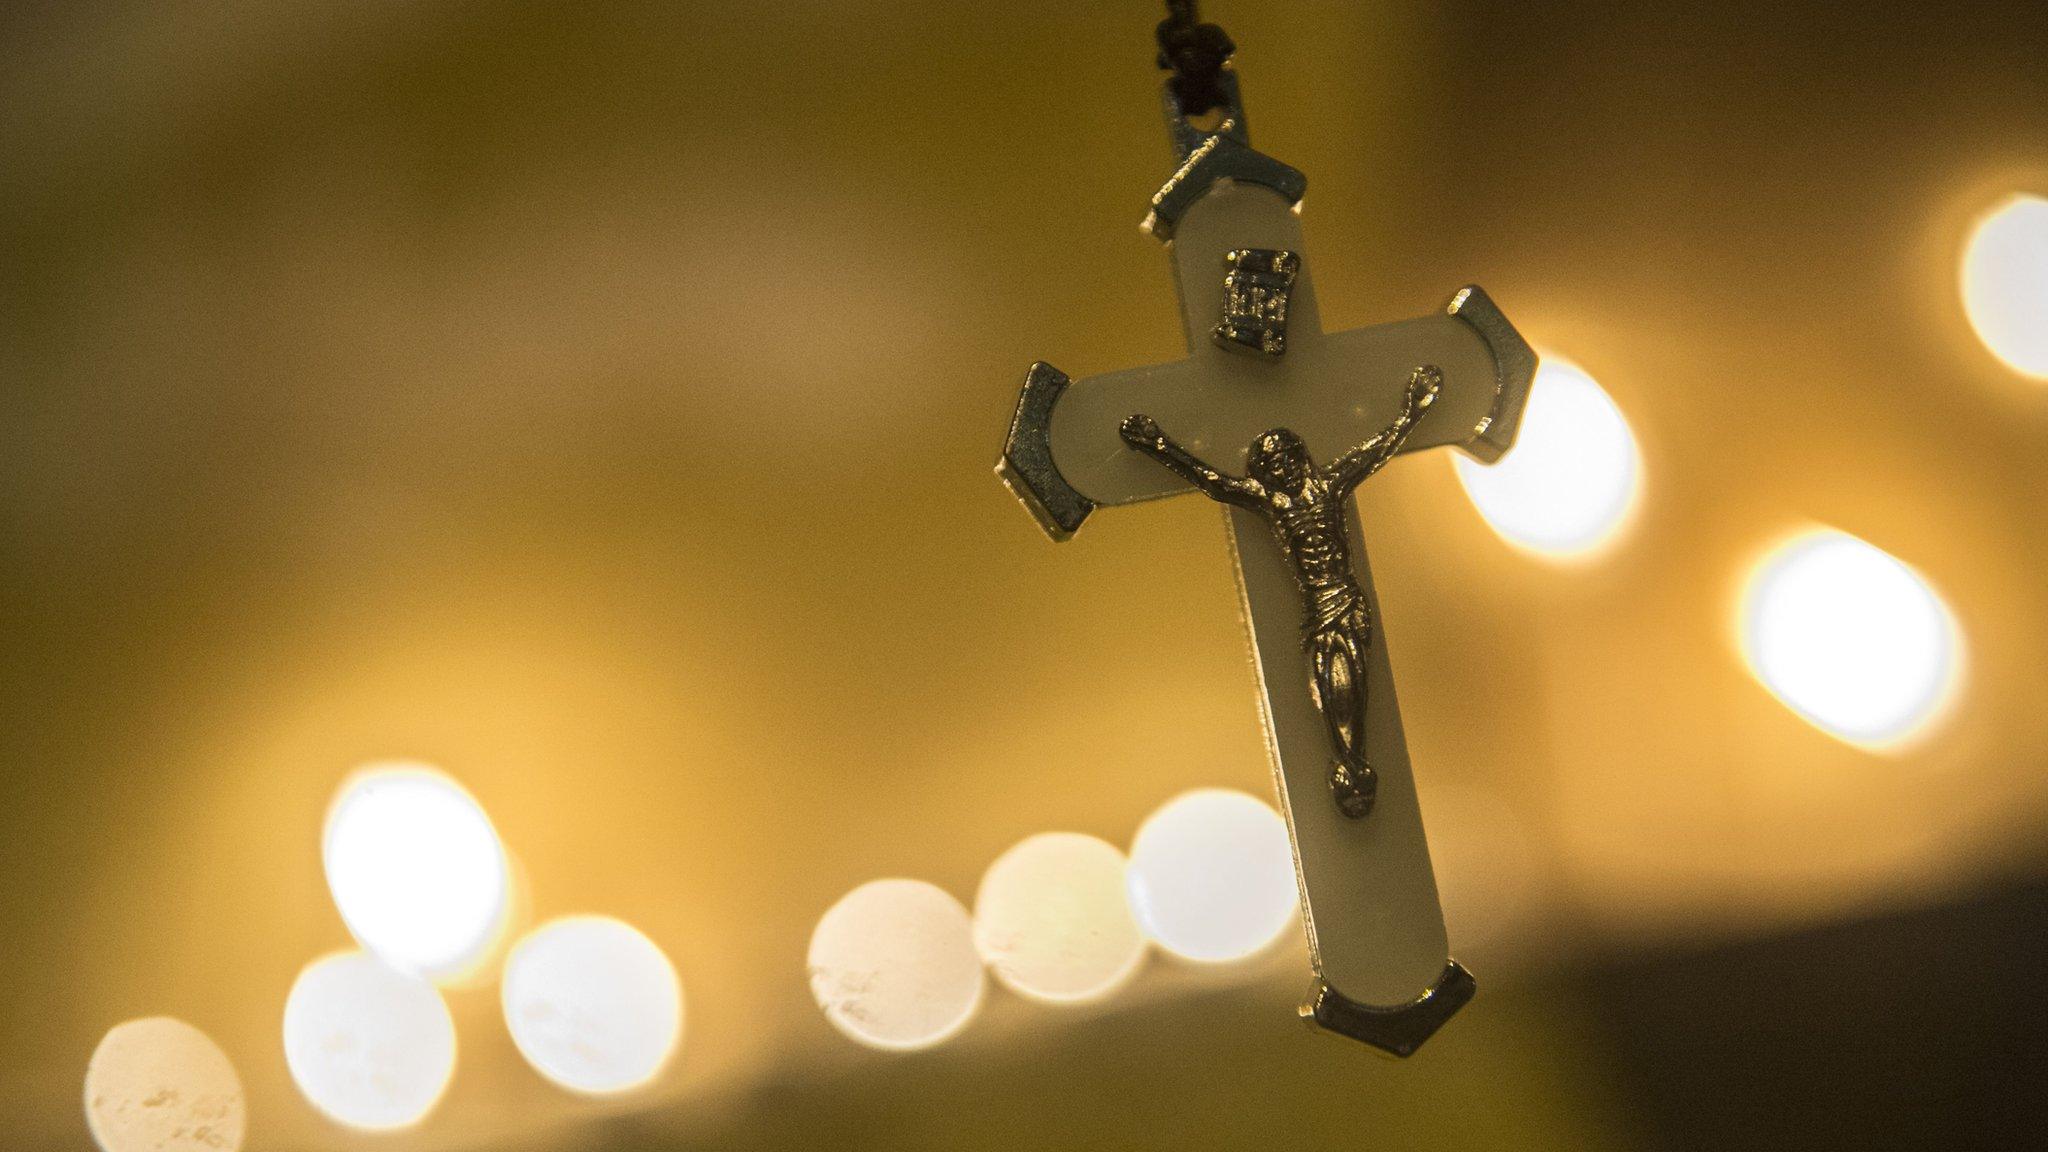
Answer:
1331 365 1442 494
1120 415 1265 509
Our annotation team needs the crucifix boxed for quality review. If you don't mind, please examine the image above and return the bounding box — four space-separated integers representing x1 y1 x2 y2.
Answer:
996 6 1535 1056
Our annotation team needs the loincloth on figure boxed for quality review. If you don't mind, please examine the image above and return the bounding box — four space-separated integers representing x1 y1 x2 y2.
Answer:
1302 580 1371 650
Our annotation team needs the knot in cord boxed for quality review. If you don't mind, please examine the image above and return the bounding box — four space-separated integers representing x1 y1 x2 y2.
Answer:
1155 0 1235 117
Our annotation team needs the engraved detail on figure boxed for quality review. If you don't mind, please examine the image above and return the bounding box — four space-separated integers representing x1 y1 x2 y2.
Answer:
1120 365 1442 818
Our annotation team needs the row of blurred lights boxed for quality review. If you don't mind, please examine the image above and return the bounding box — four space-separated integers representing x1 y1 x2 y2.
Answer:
809 788 1297 1050
86 769 1298 1149
82 192 2040 1150
87 763 686 1151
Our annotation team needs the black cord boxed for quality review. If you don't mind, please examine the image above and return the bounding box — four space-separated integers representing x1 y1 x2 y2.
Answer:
1155 0 1235 116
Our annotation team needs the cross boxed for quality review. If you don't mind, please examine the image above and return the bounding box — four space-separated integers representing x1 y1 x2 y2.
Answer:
997 72 1535 1056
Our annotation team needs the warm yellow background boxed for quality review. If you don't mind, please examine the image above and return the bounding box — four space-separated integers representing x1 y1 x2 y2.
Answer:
4 1 2046 1148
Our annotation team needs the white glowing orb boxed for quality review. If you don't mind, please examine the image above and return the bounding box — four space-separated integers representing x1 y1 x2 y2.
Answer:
323 762 509 982
85 1017 245 1152
1125 789 1296 963
1453 355 1641 557
808 878 984 1051
1961 193 2048 379
1740 530 1961 746
283 951 457 1131
973 832 1147 1004
502 916 683 1095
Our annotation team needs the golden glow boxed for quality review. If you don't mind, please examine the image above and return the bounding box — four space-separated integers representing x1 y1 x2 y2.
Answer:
501 916 683 1095
1124 789 1296 963
282 950 457 1131
1740 529 1961 747
84 1018 245 1152
1419 785 1546 953
322 762 510 983
972 832 1146 1004
1961 193 2048 379
1453 354 1642 558
807 879 984 1051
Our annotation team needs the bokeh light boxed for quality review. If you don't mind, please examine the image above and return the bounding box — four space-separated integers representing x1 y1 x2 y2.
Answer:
84 1017 245 1152
1125 789 1297 963
323 762 510 982
808 879 985 1051
1960 193 2048 379
502 915 683 1095
1453 354 1642 558
283 950 457 1131
973 832 1147 1004
1740 529 1961 747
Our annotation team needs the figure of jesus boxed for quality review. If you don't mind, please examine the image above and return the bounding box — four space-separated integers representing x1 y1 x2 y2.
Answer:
1120 365 1441 818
